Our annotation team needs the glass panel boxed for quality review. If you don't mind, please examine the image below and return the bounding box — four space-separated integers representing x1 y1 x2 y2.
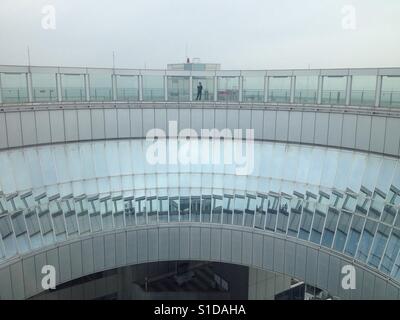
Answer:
254 195 267 229
193 77 213 101
276 197 290 234
233 195 245 226
350 76 376 106
265 194 279 231
381 229 400 274
368 223 390 268
201 196 211 223
333 211 352 252
268 76 291 103
116 75 139 101
298 201 314 240
217 76 239 102
32 73 57 102
135 197 146 225
381 76 400 108
61 74 85 101
356 220 377 262
158 197 169 223
321 208 339 248
294 76 318 104
344 215 365 257
368 190 385 220
89 72 112 101
167 76 189 101
310 210 326 244
222 195 233 224
322 76 346 105
143 75 164 101
1 73 28 103
169 197 179 222
244 195 256 227
147 197 158 224
180 196 190 222
212 195 223 223
287 197 302 237
190 196 201 222
243 77 264 102
124 197 136 226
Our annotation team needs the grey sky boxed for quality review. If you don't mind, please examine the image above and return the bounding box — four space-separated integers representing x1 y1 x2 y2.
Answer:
0 0 399 69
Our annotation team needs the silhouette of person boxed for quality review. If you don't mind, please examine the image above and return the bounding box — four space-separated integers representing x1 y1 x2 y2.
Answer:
196 82 203 101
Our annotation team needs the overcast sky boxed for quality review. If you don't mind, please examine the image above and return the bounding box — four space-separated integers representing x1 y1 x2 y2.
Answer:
0 0 399 70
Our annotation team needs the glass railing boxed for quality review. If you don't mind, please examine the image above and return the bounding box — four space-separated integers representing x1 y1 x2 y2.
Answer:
0 65 399 107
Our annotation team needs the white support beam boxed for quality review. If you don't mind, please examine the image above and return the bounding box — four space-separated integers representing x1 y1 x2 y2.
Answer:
214 75 218 102
317 74 323 104
264 76 269 103
290 75 295 104
27 72 33 103
189 75 193 102
238 75 243 102
164 74 168 102
345 75 352 106
112 74 117 101
138 74 143 101
84 73 90 102
0 73 3 104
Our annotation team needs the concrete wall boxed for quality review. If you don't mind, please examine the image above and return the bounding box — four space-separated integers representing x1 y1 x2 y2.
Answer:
1 103 399 157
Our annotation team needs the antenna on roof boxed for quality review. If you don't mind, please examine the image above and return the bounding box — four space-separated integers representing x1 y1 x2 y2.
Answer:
112 51 116 69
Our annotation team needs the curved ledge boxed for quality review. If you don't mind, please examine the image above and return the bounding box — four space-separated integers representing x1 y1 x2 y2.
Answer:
0 224 398 300
0 102 399 158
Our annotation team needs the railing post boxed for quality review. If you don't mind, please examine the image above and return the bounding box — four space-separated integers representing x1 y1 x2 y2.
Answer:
238 73 243 102
0 73 3 104
84 71 90 102
290 74 295 104
264 75 269 103
164 74 168 102
214 74 218 102
138 74 143 101
345 73 352 106
56 71 62 102
375 73 382 107
189 75 193 102
27 71 33 103
317 73 323 104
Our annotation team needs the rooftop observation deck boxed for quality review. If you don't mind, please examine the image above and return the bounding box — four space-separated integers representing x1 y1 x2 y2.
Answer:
0 65 399 108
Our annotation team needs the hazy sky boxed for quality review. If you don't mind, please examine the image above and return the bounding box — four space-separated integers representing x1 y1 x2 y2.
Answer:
0 0 399 69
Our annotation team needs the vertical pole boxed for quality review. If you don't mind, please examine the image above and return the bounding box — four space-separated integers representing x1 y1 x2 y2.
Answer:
112 74 117 101
56 71 62 102
138 74 143 101
164 73 168 102
214 74 218 102
27 71 33 103
238 73 243 102
345 74 352 106
317 73 323 104
85 71 90 102
0 73 3 104
264 76 269 103
189 75 193 102
290 74 295 104
375 74 382 107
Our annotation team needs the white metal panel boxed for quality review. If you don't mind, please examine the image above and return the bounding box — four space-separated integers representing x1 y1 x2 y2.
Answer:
91 109 105 139
49 110 65 143
20 112 37 146
6 112 22 147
